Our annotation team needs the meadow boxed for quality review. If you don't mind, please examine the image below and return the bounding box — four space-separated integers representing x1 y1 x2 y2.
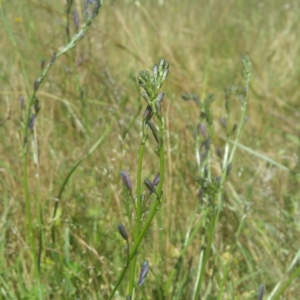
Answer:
0 0 300 299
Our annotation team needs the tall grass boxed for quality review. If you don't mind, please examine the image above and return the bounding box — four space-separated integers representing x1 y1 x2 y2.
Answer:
0 0 300 299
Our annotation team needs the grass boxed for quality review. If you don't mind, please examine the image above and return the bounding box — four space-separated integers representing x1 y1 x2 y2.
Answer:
0 0 300 299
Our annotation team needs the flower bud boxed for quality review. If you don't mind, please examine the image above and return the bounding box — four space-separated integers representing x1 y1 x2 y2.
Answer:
50 52 57 65
159 58 165 67
34 79 39 92
142 92 151 104
232 124 237 134
138 260 149 286
144 179 157 194
120 170 132 192
216 148 222 159
73 10 79 32
41 59 45 70
199 124 207 138
153 64 158 78
226 163 232 176
152 173 160 187
19 96 25 109
257 284 264 300
157 92 164 104
220 117 227 128
143 105 153 120
162 68 169 81
147 120 159 144
29 114 36 131
117 223 128 241
155 101 162 118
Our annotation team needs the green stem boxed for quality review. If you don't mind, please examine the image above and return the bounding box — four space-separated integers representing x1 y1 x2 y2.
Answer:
128 131 147 296
192 209 216 300
272 266 300 300
108 117 165 300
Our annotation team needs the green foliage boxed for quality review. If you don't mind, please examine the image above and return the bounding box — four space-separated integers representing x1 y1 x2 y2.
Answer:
1 0 300 299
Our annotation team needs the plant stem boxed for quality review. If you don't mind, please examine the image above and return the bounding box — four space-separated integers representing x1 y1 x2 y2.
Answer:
108 117 165 300
128 132 147 296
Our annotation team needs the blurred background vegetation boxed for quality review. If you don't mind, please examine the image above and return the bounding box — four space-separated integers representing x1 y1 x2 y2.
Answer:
0 0 300 299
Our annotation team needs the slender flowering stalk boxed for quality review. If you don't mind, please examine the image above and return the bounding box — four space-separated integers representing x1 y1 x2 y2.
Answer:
108 58 169 300
17 3 102 298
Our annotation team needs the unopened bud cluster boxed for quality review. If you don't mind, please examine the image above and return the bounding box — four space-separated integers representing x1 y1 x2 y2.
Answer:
139 58 169 121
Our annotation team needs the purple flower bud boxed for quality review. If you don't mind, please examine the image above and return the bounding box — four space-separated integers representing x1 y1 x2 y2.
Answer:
258 284 264 300
19 96 25 109
144 179 157 194
50 52 57 65
143 105 152 120
152 173 160 187
147 120 159 144
41 59 45 70
239 94 244 104
120 170 132 192
199 124 207 138
220 117 227 128
29 114 36 131
84 0 89 15
216 148 222 159
92 0 101 18
232 124 237 134
117 223 128 241
155 101 162 118
157 92 164 104
34 79 39 92
205 138 210 151
226 163 232 176
138 260 149 286
73 10 79 32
